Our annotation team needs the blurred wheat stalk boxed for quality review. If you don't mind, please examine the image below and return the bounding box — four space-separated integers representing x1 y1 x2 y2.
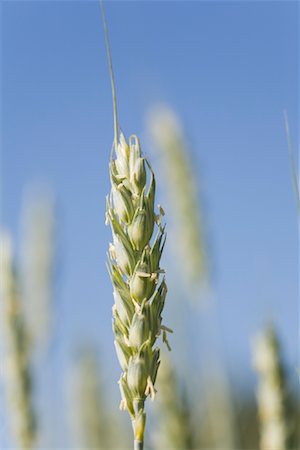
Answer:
284 110 300 213
70 349 123 449
152 356 194 450
20 188 55 348
0 189 55 449
253 324 289 450
148 105 207 289
1 232 36 449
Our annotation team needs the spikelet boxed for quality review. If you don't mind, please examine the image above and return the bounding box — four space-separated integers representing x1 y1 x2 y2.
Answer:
0 232 36 449
148 105 207 289
100 4 171 449
252 324 289 450
152 357 194 449
20 187 55 348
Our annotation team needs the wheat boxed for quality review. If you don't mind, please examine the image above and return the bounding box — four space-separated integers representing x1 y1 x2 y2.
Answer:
70 349 116 449
148 105 207 289
152 356 194 450
252 324 289 450
100 4 170 449
0 232 36 449
20 187 55 348
106 132 170 450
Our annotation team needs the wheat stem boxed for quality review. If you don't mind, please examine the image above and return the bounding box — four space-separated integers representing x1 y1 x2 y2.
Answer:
134 439 143 450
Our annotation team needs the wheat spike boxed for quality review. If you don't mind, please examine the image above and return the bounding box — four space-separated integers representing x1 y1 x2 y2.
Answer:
252 324 289 450
100 4 170 449
106 130 170 450
148 105 207 289
20 187 55 348
0 232 36 449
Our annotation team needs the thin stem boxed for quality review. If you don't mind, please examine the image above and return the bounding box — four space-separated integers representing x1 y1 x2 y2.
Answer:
283 109 300 213
134 439 144 450
100 0 118 151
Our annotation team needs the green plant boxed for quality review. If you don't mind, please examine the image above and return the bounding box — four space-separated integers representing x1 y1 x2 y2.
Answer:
148 105 207 290
284 110 300 213
152 356 195 450
252 324 289 450
0 232 36 449
100 4 171 450
20 188 55 348
71 349 118 449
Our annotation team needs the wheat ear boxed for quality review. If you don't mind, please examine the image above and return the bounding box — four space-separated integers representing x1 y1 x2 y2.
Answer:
20 188 55 348
0 232 36 449
100 3 170 449
148 105 207 289
252 324 289 450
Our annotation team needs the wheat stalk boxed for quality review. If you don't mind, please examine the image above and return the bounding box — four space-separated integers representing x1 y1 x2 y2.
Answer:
71 349 115 449
152 356 194 450
148 105 207 289
20 187 55 348
0 232 36 449
100 3 170 449
252 324 289 450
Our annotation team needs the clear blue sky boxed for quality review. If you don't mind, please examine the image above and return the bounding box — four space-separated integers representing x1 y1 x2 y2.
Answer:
1 1 299 447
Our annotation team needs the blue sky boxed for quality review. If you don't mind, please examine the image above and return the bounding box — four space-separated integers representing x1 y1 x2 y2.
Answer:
1 0 299 447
